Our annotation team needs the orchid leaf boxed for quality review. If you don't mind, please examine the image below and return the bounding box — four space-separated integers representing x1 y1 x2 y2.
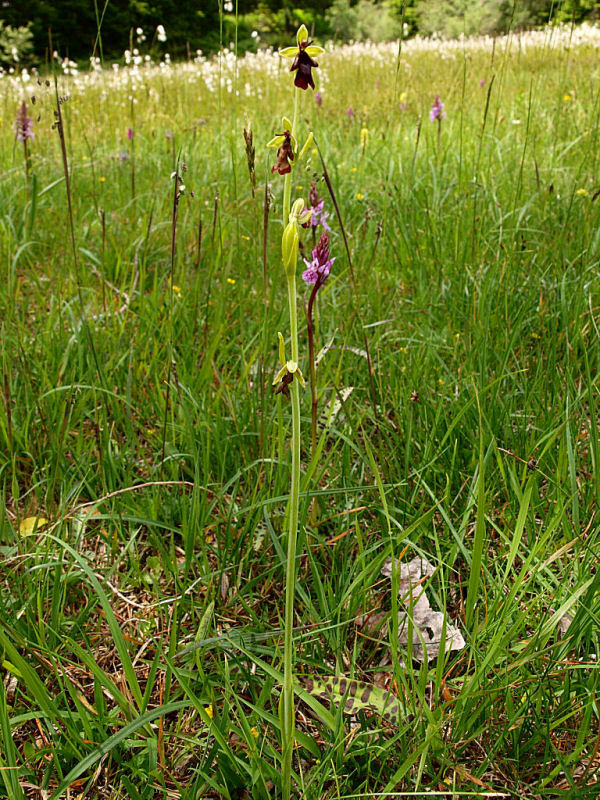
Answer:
300 676 401 727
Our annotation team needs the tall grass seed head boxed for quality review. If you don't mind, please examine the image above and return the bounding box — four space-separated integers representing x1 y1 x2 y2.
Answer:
243 122 256 193
280 24 324 92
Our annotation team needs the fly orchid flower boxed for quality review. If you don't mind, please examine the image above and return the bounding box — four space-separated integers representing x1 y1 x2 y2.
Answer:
280 24 324 92
267 117 297 175
273 332 306 397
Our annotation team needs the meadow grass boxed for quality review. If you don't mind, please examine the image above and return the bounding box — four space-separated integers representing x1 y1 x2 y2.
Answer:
1 26 600 799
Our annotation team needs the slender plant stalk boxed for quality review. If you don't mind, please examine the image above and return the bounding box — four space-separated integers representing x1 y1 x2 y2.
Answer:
23 139 30 188
53 80 111 475
281 85 301 800
306 282 319 459
160 164 181 476
130 98 136 203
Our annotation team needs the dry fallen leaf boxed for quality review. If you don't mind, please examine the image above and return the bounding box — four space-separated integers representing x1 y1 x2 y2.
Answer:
380 556 465 661
19 516 49 536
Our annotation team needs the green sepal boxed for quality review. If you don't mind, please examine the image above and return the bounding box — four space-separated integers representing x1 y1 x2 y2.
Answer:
279 46 297 59
296 24 309 46
294 366 306 389
273 364 287 386
272 360 306 389
305 45 324 57
266 134 285 149
297 132 314 164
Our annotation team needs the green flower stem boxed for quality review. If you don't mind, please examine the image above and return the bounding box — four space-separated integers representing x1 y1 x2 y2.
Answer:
283 89 300 227
281 85 301 800
281 296 300 797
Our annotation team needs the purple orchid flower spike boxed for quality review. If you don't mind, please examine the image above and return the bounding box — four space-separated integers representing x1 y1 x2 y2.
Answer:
302 231 335 286
304 180 330 231
15 101 34 142
430 94 446 123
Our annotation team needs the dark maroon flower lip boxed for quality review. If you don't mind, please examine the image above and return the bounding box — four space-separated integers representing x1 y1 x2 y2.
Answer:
271 130 295 175
291 48 318 91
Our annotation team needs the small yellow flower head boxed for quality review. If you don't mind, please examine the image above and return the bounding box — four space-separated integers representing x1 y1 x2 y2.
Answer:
227 277 236 284
250 726 259 739
205 704 214 720
360 128 369 148
563 93 572 101
576 188 588 196
356 192 364 200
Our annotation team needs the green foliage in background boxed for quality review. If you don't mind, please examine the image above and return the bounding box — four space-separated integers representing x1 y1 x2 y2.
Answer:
326 0 403 41
2 0 600 64
0 20 34 65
